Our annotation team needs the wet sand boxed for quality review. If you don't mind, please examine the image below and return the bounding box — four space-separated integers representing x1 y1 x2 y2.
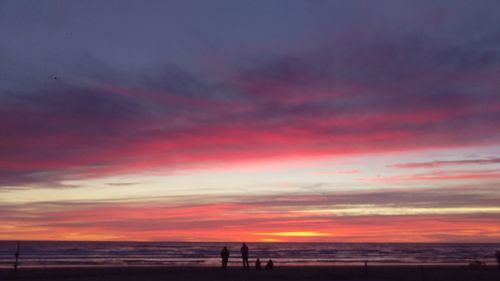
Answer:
1 265 499 281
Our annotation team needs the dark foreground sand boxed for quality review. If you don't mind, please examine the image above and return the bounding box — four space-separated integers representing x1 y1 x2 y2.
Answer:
1 266 499 281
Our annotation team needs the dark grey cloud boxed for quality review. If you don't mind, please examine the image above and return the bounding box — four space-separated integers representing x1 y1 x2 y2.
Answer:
1 0 500 187
390 157 500 168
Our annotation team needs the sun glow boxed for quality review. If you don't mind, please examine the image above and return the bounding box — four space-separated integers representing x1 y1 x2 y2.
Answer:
255 231 332 237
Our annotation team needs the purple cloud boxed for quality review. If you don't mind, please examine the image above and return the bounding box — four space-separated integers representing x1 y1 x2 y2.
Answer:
1 1 500 188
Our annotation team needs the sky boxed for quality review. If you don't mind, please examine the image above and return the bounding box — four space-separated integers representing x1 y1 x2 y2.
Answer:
1 0 500 242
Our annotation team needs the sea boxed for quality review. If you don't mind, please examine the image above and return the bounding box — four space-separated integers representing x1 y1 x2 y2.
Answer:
0 241 498 268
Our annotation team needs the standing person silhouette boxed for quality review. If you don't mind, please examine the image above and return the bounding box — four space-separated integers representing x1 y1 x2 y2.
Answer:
221 246 230 269
241 243 250 269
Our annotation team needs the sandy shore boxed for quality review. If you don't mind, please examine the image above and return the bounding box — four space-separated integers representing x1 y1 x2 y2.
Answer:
1 266 499 281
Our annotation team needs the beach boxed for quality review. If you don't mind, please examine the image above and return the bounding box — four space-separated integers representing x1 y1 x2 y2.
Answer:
1 266 499 281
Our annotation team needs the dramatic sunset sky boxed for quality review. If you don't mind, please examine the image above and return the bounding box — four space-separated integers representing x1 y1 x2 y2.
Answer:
1 1 500 242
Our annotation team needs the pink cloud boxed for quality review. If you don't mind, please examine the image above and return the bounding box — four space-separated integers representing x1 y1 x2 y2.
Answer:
2 36 500 187
317 169 360 175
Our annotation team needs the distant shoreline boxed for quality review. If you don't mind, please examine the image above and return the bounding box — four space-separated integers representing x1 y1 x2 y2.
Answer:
0 261 491 269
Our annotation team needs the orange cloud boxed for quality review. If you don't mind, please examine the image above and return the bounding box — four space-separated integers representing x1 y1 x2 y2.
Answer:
1 198 499 242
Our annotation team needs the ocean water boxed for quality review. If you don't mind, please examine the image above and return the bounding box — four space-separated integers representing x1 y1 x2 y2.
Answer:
0 241 498 268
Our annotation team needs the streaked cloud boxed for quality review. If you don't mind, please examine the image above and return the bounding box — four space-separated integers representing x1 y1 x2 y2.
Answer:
317 169 360 175
368 169 500 182
1 185 499 241
390 157 500 169
298 206 500 216
1 9 500 187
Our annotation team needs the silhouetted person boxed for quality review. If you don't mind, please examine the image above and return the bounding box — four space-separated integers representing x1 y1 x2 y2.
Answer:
241 243 250 269
255 258 261 270
496 250 500 269
14 241 20 272
221 246 229 269
265 259 274 270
